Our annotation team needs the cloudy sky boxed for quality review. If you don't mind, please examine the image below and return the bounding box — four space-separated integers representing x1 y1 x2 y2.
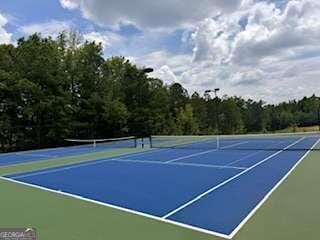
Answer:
0 0 320 103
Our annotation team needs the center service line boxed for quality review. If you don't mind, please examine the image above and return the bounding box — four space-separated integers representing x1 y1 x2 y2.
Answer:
165 141 249 163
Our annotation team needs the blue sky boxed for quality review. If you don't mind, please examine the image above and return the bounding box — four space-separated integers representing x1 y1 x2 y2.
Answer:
0 0 191 56
0 0 320 103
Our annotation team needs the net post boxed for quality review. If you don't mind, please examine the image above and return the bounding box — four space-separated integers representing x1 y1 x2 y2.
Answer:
318 105 320 132
217 135 220 150
134 138 137 148
93 140 96 149
149 136 153 148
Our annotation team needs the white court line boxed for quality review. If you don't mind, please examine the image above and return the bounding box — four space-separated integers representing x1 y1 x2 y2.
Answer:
229 138 320 238
226 150 265 167
115 158 247 170
7 140 250 181
162 137 305 219
11 156 247 180
226 140 297 167
7 140 226 178
7 146 184 178
0 176 231 239
0 145 169 169
121 147 171 157
165 141 249 164
9 158 119 179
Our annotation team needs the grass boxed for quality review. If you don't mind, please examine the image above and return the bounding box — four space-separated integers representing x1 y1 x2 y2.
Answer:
235 148 320 240
0 146 320 239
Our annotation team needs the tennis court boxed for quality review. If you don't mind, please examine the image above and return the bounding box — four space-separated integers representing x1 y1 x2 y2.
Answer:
1 133 320 239
0 137 137 167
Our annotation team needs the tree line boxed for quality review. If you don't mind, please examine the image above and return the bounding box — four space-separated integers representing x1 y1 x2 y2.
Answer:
0 32 319 152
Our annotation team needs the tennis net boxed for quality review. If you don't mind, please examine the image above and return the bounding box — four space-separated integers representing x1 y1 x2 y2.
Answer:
65 136 137 150
150 132 320 151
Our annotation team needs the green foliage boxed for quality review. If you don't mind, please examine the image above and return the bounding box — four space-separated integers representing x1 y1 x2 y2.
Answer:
219 98 244 134
0 33 319 152
175 104 199 135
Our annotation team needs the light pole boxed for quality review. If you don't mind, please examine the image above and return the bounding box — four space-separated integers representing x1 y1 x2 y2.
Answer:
205 88 220 149
139 67 154 148
205 88 220 99
138 68 154 105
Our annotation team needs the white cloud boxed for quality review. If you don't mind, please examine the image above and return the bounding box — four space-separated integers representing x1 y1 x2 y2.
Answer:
60 0 79 10
131 51 191 79
180 0 320 102
191 0 320 66
129 50 193 86
152 66 177 85
0 14 12 44
83 31 124 49
136 51 191 72
20 20 72 38
230 0 320 65
59 0 242 30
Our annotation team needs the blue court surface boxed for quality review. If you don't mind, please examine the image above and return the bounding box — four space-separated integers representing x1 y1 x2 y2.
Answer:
3 135 320 238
